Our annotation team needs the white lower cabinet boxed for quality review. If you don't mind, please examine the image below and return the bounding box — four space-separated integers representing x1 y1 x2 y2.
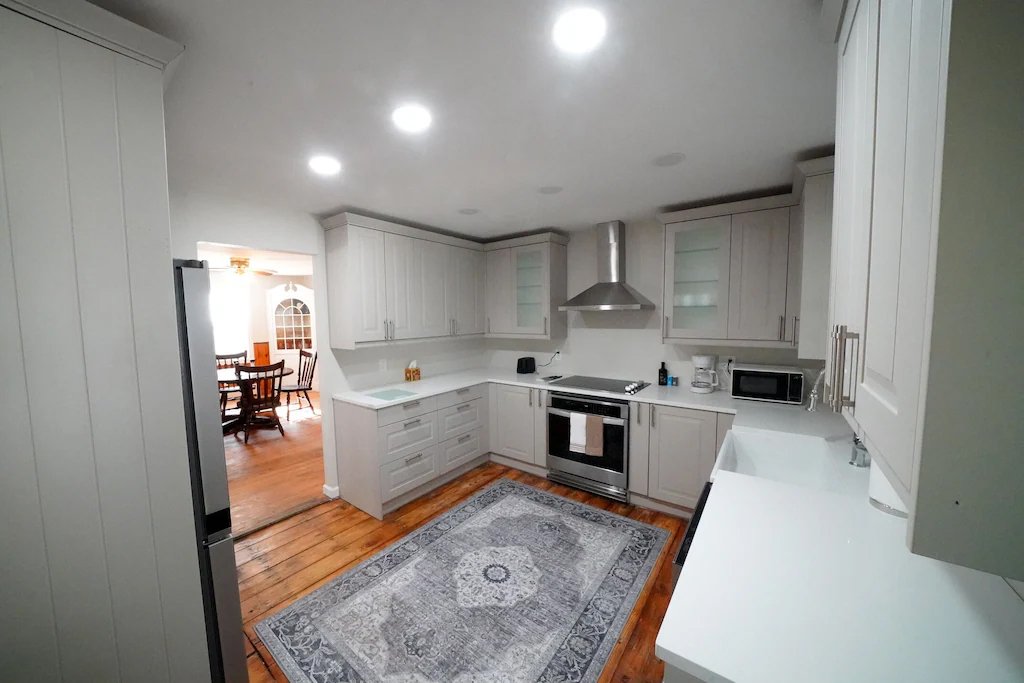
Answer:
628 402 651 496
440 431 483 475
489 383 536 463
380 447 439 502
648 405 718 509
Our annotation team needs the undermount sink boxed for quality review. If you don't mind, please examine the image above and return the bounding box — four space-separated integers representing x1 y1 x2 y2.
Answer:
365 388 418 401
712 427 867 497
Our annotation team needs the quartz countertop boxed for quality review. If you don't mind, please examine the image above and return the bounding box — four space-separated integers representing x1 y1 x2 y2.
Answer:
333 368 851 439
655 469 1024 682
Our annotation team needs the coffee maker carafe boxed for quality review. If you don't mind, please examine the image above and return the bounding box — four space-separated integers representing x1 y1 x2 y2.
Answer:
690 355 719 394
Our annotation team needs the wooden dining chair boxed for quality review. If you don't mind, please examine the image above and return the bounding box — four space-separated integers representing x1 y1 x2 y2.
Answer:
281 349 318 420
235 360 286 443
216 351 247 418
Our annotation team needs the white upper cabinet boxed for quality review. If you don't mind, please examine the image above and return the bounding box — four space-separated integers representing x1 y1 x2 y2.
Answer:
326 224 388 345
827 0 878 426
793 164 835 360
727 208 791 341
483 234 567 340
484 248 513 335
827 0 1023 579
853 0 945 496
323 213 486 348
664 216 732 339
447 246 484 336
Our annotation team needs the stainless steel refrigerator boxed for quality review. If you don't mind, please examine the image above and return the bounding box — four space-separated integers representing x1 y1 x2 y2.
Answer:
173 259 249 683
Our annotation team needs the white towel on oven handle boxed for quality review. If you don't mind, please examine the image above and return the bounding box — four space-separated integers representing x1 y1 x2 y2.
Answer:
569 411 587 453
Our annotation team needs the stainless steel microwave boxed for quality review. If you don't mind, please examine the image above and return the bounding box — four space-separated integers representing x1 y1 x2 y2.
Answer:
730 364 804 404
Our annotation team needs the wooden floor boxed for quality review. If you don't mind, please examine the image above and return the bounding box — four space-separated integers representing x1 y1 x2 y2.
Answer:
239 462 687 683
225 391 327 537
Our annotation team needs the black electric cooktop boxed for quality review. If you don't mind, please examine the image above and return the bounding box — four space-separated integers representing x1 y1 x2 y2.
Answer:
550 375 650 395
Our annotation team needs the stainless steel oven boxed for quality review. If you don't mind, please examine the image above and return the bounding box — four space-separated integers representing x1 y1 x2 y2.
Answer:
546 392 629 502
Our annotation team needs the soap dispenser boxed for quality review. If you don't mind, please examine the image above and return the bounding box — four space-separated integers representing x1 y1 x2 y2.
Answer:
658 362 668 386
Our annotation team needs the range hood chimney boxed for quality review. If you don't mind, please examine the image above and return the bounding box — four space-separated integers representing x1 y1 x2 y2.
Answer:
559 221 655 311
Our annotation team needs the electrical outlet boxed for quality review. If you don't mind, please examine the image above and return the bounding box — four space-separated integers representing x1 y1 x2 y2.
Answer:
554 350 561 361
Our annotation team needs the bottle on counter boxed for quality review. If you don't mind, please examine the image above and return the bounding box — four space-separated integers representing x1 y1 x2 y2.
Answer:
658 362 668 386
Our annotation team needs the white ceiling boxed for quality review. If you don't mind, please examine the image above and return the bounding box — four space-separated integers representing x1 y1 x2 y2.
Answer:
90 0 836 239
197 243 314 276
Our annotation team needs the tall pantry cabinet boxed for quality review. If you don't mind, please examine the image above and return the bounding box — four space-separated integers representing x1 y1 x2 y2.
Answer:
827 0 1023 579
0 3 215 681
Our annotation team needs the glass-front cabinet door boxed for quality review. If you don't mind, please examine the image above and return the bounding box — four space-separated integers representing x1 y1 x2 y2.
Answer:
510 244 550 335
663 216 731 339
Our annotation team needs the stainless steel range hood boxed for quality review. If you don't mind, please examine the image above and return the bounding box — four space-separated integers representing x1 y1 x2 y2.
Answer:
559 221 655 311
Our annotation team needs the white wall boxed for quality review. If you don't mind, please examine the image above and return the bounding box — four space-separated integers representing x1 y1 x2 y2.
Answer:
486 220 809 384
169 190 488 495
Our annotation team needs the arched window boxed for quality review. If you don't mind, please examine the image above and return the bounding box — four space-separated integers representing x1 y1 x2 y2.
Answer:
274 298 313 350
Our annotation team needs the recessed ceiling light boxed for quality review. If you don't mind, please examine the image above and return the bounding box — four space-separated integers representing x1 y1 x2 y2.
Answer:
308 154 341 176
459 208 480 215
538 186 564 195
653 152 686 167
392 104 432 134
552 8 607 55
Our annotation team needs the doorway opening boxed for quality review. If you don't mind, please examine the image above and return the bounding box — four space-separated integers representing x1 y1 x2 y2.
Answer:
198 242 327 537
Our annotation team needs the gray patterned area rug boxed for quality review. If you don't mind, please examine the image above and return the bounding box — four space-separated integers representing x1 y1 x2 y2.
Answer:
256 478 669 682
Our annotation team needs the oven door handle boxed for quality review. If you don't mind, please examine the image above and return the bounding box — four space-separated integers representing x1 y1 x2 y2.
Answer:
547 407 626 426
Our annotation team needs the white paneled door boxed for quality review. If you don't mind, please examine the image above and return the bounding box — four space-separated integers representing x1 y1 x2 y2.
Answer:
267 283 318 391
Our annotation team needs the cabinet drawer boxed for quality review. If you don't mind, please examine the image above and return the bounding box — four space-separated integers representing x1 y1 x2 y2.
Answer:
380 446 439 502
439 429 483 474
437 398 484 441
435 383 486 410
376 396 437 427
378 413 438 464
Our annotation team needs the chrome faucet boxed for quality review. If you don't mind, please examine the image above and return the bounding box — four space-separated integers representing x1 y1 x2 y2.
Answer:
807 367 828 412
850 436 870 468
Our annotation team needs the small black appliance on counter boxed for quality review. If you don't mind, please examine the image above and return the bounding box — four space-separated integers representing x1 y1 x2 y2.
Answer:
516 357 536 374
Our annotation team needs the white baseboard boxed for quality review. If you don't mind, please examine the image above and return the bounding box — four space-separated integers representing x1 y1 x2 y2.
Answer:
322 484 340 498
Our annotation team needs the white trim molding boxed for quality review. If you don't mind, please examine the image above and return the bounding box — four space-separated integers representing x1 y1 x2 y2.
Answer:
1 0 183 67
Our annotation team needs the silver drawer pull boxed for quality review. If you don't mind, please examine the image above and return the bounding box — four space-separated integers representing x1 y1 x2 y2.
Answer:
403 418 422 428
456 388 471 394
402 400 421 409
456 403 472 411
457 434 473 444
405 453 424 464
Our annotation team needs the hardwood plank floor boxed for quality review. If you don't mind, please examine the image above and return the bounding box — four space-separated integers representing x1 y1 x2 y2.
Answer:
226 391 327 536
240 462 686 682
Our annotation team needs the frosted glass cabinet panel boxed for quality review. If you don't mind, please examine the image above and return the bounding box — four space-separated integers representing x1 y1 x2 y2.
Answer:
663 216 732 339
512 245 550 334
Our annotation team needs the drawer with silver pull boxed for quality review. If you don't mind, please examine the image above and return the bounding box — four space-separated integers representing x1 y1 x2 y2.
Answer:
436 398 484 442
380 446 439 502
434 383 486 410
439 429 484 475
376 396 437 427
378 412 438 464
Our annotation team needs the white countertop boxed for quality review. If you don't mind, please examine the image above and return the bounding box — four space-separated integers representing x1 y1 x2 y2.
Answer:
655 470 1024 682
333 368 851 439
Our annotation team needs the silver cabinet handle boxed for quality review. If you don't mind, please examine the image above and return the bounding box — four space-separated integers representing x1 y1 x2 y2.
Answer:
403 418 422 428
402 400 421 409
664 315 669 338
779 315 785 341
528 388 533 407
456 403 472 411
405 452 424 464
651 405 656 428
636 404 641 425
456 387 470 394
457 434 473 444
793 316 799 347
543 316 548 335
